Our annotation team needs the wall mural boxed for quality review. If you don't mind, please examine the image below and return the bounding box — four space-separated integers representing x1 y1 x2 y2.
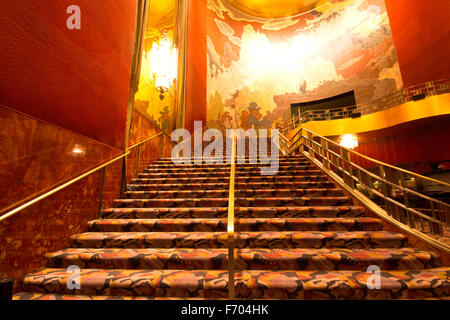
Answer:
207 0 403 131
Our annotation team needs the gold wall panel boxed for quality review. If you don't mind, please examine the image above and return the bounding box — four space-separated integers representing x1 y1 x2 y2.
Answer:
301 94 450 137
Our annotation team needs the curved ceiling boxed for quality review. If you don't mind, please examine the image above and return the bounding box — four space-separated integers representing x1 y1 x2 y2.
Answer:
224 0 327 18
147 0 176 29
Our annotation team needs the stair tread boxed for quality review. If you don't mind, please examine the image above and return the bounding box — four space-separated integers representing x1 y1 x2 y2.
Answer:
103 206 365 212
128 182 336 187
113 197 354 208
114 197 352 201
133 176 330 184
144 165 316 170
87 217 382 232
125 188 343 193
13 293 211 300
70 231 407 249
101 206 367 219
138 170 323 176
122 189 344 199
47 247 441 271
71 231 406 237
147 162 311 167
21 267 450 291
46 247 441 271
89 217 381 224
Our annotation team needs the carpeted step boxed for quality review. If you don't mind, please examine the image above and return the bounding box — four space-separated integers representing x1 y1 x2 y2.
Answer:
20 268 229 299
143 165 317 173
147 161 312 169
12 293 215 300
127 181 337 191
102 206 367 219
46 248 441 270
138 170 323 179
13 293 156 300
132 175 330 184
234 268 450 299
19 268 450 299
156 156 306 163
87 217 383 232
112 197 354 208
122 188 344 199
70 231 407 249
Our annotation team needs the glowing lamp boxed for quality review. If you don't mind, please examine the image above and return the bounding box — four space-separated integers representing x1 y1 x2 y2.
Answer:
149 31 178 100
340 134 358 149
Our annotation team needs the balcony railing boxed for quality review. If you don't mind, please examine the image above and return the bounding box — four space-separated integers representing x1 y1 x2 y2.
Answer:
276 78 450 133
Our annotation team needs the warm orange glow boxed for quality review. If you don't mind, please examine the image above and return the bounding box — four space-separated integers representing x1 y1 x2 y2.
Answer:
300 94 450 137
225 0 325 18
148 35 178 90
340 134 358 149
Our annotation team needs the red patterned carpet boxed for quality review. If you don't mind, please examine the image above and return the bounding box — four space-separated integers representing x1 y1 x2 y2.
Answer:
14 156 450 300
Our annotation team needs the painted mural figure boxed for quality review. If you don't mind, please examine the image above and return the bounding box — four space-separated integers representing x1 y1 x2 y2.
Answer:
247 102 263 129
159 106 171 133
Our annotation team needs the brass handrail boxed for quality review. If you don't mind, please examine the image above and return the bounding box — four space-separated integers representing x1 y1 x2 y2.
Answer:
0 131 171 223
227 130 237 300
278 128 450 241
280 128 450 188
302 128 450 188
128 132 168 150
227 105 237 300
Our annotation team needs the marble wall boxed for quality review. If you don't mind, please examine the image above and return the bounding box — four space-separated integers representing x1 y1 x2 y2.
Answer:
0 172 103 291
126 109 175 185
0 105 122 211
0 106 173 291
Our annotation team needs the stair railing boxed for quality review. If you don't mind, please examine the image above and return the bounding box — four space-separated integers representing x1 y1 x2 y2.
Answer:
279 128 450 251
0 132 171 223
227 105 237 299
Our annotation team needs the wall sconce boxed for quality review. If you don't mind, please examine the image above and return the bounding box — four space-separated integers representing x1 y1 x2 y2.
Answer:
71 145 85 155
340 134 358 149
156 85 169 100
149 30 177 100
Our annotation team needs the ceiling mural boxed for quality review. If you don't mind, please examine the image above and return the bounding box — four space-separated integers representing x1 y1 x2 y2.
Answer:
206 0 404 131
222 0 325 19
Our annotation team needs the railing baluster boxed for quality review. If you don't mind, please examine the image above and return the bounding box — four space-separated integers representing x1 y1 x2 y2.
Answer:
97 166 107 218
279 127 450 244
135 144 141 178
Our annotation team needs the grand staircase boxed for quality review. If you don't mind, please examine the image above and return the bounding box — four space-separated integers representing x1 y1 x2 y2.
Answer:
13 155 450 300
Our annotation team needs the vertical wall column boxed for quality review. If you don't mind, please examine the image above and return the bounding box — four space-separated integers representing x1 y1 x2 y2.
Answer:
184 0 207 132
385 0 450 87
176 0 188 130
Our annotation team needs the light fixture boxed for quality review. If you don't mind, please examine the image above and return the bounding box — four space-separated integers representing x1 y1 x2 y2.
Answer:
339 134 358 149
156 85 169 100
72 145 85 155
148 30 178 100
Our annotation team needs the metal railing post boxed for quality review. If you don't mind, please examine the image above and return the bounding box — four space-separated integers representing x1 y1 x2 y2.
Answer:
97 166 107 218
227 114 237 300
136 144 141 178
